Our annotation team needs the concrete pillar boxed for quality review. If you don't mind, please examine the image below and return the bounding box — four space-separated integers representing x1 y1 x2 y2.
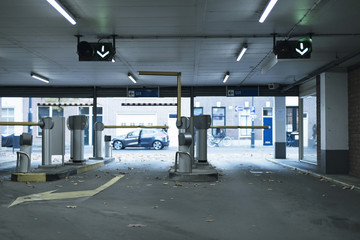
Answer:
320 72 349 174
274 96 286 159
299 97 304 160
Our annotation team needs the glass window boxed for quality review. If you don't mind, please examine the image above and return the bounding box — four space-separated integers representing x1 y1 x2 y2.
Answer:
286 107 298 132
79 107 89 115
263 108 273 116
194 107 203 116
38 106 50 120
52 106 64 117
239 108 251 136
128 130 140 137
1 108 15 135
212 107 226 137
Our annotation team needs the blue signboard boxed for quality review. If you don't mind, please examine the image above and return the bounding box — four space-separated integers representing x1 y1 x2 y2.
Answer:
128 89 159 97
228 89 259 97
234 106 244 112
250 106 256 115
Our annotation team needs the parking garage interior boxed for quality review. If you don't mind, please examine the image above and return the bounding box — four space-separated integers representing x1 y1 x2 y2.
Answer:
1 1 360 239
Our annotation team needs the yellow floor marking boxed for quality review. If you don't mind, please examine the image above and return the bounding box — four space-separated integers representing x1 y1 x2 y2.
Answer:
8 175 124 207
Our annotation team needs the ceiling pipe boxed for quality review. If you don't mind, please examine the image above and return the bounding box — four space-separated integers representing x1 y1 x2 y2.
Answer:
281 49 360 92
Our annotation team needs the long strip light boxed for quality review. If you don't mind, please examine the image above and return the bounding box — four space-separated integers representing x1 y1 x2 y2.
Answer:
237 44 248 61
223 72 230 83
259 0 278 23
46 0 76 25
31 72 50 83
128 73 137 83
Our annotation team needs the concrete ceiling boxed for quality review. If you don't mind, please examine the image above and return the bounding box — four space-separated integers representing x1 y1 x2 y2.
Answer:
0 0 360 89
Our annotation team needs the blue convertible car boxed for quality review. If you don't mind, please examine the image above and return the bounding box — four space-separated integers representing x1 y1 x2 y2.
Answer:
112 129 169 150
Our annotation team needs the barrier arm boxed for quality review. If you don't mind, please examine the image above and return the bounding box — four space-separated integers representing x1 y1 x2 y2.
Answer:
210 126 269 129
104 125 169 129
0 122 40 126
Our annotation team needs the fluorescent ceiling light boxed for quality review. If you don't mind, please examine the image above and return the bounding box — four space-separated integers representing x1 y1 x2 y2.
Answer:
47 0 76 25
223 72 230 83
31 72 49 83
128 73 137 83
261 53 278 74
237 44 248 61
259 0 278 23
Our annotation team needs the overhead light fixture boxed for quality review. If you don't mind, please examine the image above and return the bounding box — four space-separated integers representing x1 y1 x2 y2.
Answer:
237 44 248 61
46 0 76 25
261 53 278 74
128 73 137 83
259 0 278 23
223 72 230 83
31 72 49 83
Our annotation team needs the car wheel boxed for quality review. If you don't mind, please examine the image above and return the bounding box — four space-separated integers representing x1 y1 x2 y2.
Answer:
153 140 163 150
113 140 124 150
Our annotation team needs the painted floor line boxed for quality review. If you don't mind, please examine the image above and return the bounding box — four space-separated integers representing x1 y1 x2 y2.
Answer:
8 175 124 207
266 158 360 191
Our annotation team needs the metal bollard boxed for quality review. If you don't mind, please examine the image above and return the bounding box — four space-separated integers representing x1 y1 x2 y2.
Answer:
16 133 32 172
39 117 54 166
94 122 104 159
104 135 112 158
67 115 88 163
176 117 193 173
194 115 211 163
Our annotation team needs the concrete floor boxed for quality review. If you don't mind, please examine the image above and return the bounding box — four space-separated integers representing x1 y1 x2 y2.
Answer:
0 147 360 239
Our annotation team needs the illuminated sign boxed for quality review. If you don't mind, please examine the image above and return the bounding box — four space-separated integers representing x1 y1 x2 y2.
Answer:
275 38 312 59
77 41 115 61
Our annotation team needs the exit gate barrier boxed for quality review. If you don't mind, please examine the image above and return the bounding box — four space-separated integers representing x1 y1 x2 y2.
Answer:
0 118 54 171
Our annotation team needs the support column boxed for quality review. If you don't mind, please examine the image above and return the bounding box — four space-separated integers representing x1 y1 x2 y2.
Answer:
274 96 286 159
190 87 195 163
320 72 349 174
92 87 97 157
299 97 304 160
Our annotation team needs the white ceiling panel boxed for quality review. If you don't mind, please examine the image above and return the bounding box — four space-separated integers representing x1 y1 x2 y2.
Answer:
0 0 359 89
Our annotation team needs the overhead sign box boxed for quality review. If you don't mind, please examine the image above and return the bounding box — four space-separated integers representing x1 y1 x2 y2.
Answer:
77 41 115 61
274 38 312 59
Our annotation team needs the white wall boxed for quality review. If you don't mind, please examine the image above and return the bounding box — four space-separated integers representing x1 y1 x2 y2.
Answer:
320 72 348 150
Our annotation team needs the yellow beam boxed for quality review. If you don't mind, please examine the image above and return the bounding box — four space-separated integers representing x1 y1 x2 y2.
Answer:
138 71 182 122
104 125 168 129
0 122 39 126
177 73 181 122
210 126 269 129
